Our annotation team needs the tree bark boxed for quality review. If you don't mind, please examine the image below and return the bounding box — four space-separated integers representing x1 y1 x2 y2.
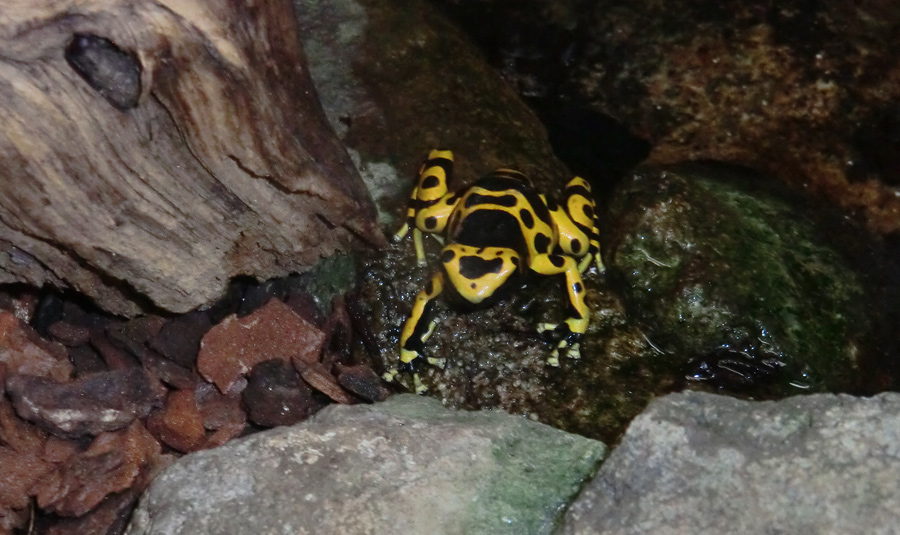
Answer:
0 0 381 316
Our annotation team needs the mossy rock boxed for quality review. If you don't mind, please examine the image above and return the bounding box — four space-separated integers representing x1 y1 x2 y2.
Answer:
605 163 872 393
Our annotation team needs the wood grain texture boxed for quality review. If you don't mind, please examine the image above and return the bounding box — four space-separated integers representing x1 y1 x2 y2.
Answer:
0 0 381 315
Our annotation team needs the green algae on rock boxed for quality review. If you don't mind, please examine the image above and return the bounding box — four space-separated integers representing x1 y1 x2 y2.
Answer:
126 395 605 535
605 163 870 393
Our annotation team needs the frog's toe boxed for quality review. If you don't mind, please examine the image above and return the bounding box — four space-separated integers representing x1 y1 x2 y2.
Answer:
386 355 434 394
546 341 580 366
384 366 429 394
382 368 400 382
537 322 557 334
546 352 561 367
413 373 428 394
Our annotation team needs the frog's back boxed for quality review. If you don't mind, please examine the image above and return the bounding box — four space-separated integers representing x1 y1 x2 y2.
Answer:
444 172 533 254
447 170 555 258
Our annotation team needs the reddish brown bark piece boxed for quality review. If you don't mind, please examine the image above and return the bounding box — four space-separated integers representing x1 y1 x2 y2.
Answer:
195 383 246 432
147 389 206 453
68 345 108 377
42 488 141 535
0 395 46 454
297 362 360 405
43 436 80 465
90 332 139 370
34 421 162 517
0 0 380 316
129 345 198 390
0 311 72 382
0 444 51 508
47 321 92 347
202 423 248 450
6 368 165 438
0 289 38 324
284 292 326 327
148 310 212 368
194 384 246 448
0 505 29 534
0 402 54 529
198 298 326 393
337 364 392 402
243 359 324 427
106 316 167 355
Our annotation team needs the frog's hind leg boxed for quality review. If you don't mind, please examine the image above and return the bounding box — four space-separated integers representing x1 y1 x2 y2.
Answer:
394 150 458 264
529 253 588 366
561 177 604 273
385 271 446 393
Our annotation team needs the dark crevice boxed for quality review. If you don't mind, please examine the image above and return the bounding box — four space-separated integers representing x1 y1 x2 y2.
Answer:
65 33 142 110
10 229 165 317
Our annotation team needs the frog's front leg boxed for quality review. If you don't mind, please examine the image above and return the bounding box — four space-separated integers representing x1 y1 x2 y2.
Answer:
529 253 589 366
384 271 446 393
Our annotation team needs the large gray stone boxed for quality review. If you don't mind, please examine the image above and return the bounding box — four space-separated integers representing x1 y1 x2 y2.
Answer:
562 391 900 535
126 394 605 535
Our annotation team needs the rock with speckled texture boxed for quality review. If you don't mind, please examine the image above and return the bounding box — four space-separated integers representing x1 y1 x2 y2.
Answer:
125 394 605 535
562 391 900 535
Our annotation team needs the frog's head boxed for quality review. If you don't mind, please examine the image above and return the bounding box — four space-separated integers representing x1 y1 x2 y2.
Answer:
440 244 521 307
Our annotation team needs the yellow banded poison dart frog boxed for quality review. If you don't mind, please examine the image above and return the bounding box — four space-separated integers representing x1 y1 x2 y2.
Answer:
386 149 604 393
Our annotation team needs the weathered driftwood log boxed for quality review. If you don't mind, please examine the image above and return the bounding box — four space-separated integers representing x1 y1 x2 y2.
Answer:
0 0 381 316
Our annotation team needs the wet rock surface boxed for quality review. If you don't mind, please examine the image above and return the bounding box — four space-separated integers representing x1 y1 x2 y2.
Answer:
563 391 900 535
605 163 876 393
357 162 884 443
125 395 606 535
357 238 651 444
297 0 668 442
